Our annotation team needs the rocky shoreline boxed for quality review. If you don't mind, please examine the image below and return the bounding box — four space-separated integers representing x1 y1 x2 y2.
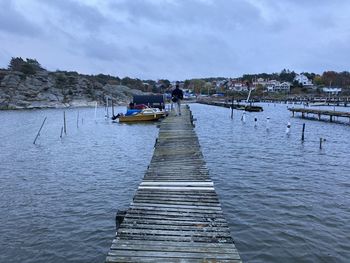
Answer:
0 69 146 110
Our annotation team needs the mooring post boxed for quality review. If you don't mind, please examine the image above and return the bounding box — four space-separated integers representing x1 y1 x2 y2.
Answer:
231 97 234 119
94 101 98 122
320 138 323 149
77 111 79 129
60 126 63 138
112 98 115 117
64 111 67 135
301 123 305 141
33 117 47 144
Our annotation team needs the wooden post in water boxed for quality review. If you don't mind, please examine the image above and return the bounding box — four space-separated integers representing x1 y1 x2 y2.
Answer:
111 98 115 117
33 117 47 144
301 123 305 141
230 97 234 119
77 111 79 128
63 111 67 135
94 101 97 122
320 138 323 149
106 96 109 118
60 126 63 138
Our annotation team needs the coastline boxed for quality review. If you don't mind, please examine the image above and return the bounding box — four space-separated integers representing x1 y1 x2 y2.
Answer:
0 99 128 111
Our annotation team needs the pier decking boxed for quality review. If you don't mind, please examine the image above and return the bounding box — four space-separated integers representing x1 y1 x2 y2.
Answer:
106 106 242 262
288 107 350 123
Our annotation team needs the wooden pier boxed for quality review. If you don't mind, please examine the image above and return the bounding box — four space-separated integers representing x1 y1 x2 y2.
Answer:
106 106 242 262
197 99 263 112
288 107 350 123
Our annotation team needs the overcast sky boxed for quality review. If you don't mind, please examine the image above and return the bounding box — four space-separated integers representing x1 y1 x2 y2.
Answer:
0 0 349 80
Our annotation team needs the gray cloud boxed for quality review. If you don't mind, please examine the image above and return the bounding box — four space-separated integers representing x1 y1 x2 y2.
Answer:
0 0 350 79
0 1 43 37
37 0 108 32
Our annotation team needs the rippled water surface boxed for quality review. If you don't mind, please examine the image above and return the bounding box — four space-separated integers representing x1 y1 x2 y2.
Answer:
0 107 158 263
1 103 350 262
191 103 350 263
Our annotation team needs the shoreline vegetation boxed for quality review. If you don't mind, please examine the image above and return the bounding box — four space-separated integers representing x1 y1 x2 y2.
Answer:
1 57 350 110
0 58 152 110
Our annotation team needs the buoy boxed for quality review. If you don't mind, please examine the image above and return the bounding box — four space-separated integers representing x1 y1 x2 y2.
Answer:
266 117 270 131
254 117 257 127
286 122 291 135
241 112 246 123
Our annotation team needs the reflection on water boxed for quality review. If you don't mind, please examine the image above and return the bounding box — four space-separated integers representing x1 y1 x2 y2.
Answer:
191 103 350 263
1 103 350 263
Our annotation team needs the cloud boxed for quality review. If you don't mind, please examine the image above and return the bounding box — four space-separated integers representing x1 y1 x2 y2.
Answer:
37 0 108 32
0 0 350 79
0 1 43 37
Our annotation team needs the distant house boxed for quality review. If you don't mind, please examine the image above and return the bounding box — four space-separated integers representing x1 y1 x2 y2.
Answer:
294 74 313 86
265 80 291 92
322 87 342 95
232 83 249 92
266 80 279 92
253 78 268 86
275 82 291 92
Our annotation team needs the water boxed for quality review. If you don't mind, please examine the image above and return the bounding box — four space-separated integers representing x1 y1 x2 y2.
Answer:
191 103 350 263
1 104 350 262
0 106 159 262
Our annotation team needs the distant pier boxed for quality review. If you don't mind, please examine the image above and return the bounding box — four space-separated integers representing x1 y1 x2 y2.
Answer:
106 106 242 262
197 99 263 112
289 107 350 123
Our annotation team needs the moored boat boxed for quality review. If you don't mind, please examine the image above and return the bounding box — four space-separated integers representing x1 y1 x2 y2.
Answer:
115 107 166 122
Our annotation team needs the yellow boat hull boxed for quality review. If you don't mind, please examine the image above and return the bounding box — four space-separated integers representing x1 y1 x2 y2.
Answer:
119 114 162 122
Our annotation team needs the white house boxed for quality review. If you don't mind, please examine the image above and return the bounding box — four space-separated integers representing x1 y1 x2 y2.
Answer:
265 80 291 92
266 80 279 92
275 82 291 92
294 74 313 86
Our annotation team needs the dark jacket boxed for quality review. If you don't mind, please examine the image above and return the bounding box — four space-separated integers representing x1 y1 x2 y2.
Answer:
171 87 183 100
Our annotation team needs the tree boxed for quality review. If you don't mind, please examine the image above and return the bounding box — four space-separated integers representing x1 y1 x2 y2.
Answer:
279 69 296 82
8 57 25 71
313 75 324 86
8 57 44 75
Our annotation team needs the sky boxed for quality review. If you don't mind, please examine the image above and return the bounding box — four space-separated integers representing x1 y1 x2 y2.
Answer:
0 0 349 80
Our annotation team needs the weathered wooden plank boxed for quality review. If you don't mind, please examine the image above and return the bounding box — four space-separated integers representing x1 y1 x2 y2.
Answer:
116 233 233 243
108 250 240 260
130 202 222 211
118 224 231 232
124 214 228 223
110 243 238 255
106 255 241 263
140 182 214 186
112 239 236 248
123 221 228 228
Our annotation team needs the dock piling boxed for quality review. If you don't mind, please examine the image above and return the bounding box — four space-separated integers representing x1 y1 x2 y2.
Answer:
301 123 305 141
63 111 67 135
33 117 47 144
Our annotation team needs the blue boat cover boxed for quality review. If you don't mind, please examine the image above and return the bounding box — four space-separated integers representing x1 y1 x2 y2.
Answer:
125 109 141 116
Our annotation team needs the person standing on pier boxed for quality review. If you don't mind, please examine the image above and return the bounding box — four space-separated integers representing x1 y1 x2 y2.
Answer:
171 81 184 116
